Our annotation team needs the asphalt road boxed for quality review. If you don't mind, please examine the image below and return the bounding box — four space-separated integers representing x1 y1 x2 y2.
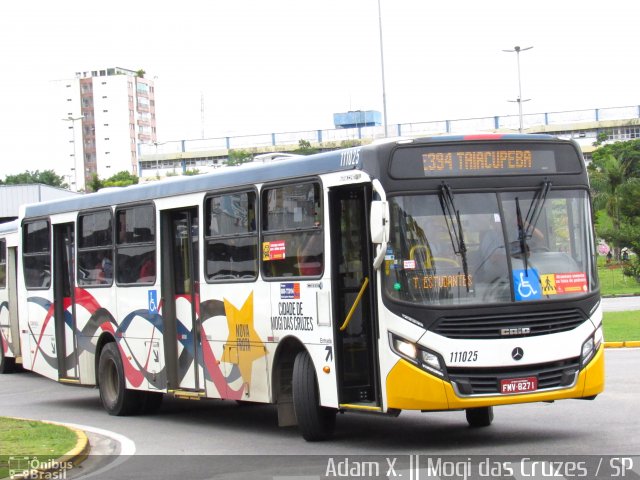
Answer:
1 350 638 473
602 295 640 312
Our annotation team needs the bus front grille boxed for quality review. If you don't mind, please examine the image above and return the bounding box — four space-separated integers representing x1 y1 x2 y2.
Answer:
447 358 581 396
432 309 586 339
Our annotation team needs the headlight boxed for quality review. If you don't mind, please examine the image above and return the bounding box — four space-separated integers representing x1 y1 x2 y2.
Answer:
594 325 603 350
389 333 446 377
581 337 594 364
393 337 417 360
581 327 602 367
421 350 441 370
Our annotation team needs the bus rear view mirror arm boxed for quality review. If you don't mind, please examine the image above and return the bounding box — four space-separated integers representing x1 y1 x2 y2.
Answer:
370 200 389 270
373 241 388 270
370 200 389 244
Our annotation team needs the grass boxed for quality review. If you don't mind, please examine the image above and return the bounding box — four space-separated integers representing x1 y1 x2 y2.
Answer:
0 417 77 479
597 259 640 297
602 310 640 342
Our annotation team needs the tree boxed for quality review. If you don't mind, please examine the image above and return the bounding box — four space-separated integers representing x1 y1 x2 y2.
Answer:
86 174 104 193
88 171 138 192
293 139 319 155
592 131 608 147
589 139 640 263
590 154 627 236
38 170 69 188
226 149 253 166
617 177 640 280
2 170 68 189
619 177 640 220
591 138 640 178
102 171 139 188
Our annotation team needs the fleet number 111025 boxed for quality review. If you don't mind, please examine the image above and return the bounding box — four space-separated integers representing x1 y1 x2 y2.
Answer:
450 350 478 363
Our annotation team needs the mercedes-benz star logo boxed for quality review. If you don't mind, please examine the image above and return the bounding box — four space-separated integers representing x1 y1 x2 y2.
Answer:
512 347 524 361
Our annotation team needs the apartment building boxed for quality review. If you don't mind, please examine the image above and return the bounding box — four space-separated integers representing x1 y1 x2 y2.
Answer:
53 67 156 191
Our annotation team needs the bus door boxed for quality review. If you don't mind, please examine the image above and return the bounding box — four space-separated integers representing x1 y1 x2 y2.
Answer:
52 222 78 380
329 185 380 407
161 207 203 392
7 246 21 360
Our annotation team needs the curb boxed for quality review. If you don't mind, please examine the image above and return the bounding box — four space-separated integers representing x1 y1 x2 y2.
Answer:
604 341 640 348
7 418 90 479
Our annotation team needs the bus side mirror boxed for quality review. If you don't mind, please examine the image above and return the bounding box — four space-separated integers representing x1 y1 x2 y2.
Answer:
370 201 389 244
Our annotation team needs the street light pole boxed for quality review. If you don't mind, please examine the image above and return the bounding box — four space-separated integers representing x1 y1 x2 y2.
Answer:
503 45 532 133
377 0 388 137
62 115 84 190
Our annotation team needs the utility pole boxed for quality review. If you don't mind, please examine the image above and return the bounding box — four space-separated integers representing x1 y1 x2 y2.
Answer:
378 0 388 137
503 46 532 133
62 115 84 191
201 91 205 140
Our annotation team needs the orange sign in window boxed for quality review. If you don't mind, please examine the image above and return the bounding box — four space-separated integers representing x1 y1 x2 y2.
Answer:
263 240 286 261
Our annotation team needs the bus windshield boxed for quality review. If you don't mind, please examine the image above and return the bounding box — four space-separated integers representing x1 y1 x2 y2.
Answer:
383 189 596 306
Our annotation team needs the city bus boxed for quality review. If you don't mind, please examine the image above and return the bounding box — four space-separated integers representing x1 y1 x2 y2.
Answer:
0 134 604 440
0 220 20 373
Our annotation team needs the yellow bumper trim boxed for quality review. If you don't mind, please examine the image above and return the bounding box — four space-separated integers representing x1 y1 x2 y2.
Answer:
386 345 605 411
339 403 382 412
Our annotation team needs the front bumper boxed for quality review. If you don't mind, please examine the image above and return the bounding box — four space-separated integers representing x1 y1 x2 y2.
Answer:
385 344 604 411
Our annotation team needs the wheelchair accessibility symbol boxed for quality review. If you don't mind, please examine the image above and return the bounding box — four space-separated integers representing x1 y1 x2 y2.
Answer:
512 269 542 301
148 290 158 314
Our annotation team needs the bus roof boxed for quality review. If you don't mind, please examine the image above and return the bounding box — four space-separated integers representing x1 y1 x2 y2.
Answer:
21 133 567 219
22 148 358 219
0 219 18 235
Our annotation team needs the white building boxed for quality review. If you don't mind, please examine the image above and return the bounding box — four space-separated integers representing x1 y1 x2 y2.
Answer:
52 67 156 191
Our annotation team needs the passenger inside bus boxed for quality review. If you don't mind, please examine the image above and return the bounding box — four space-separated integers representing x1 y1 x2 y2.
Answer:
138 255 155 282
96 252 113 283
297 231 323 276
475 217 508 283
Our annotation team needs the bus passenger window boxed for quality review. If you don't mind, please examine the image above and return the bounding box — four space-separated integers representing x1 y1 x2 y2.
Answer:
205 191 258 281
77 209 113 287
23 220 51 289
262 182 323 278
115 204 156 285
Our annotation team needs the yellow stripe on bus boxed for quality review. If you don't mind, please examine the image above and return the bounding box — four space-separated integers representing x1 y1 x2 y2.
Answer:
386 346 605 411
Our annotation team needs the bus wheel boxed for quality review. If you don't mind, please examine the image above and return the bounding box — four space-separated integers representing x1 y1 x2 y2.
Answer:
292 350 336 441
466 406 494 428
98 342 141 416
0 348 16 374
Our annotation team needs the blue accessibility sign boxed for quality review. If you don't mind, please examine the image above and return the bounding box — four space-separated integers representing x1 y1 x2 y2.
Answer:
512 269 542 301
148 290 158 314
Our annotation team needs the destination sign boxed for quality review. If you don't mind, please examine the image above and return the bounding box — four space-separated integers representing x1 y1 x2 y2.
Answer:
423 149 536 173
390 142 582 178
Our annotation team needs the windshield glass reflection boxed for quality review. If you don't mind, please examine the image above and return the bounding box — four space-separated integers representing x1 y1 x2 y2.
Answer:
383 190 595 306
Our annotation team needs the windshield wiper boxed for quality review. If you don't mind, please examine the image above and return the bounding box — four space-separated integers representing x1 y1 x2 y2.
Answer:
524 180 551 239
515 180 552 275
515 197 529 274
439 183 470 292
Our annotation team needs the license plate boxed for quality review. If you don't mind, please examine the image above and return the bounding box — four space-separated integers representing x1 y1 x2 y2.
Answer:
500 376 538 394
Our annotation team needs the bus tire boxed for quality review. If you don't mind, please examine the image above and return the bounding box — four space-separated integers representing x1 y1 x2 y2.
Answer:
466 406 494 428
98 342 142 416
0 348 16 374
292 350 336 441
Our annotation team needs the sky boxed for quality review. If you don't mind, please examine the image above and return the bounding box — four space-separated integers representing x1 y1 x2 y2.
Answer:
1 0 638 175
